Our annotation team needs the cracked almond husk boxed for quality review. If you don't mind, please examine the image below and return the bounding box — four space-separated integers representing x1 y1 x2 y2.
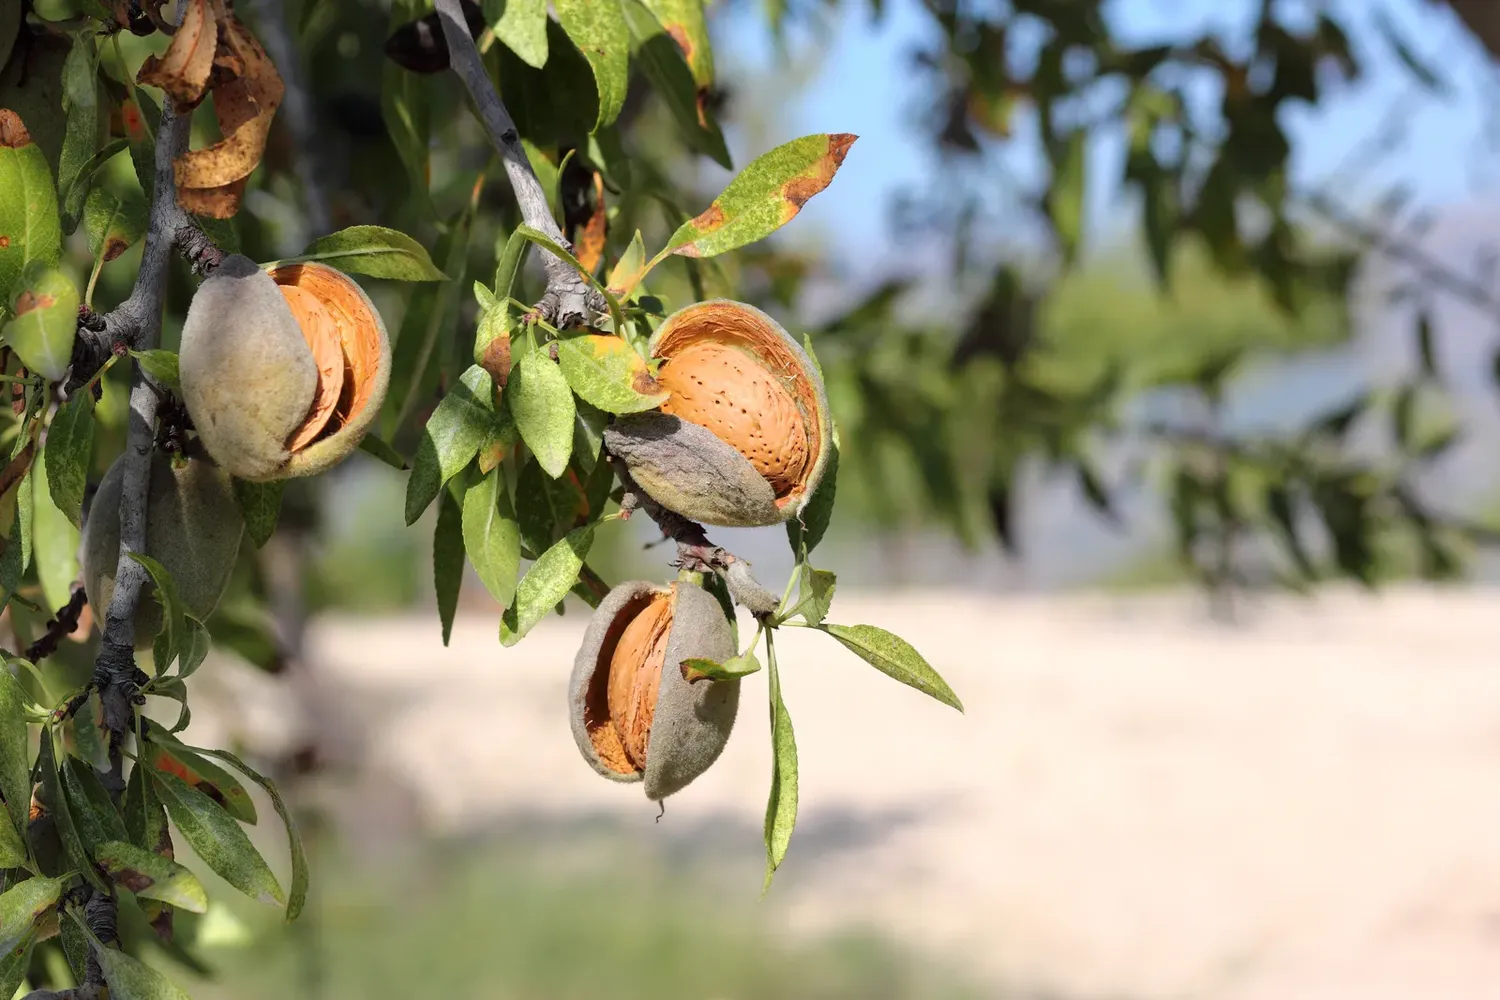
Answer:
603 300 831 527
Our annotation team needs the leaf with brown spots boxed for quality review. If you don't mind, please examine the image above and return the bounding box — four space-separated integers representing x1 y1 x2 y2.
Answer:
84 184 147 264
3 262 77 381
147 742 259 825
0 111 63 310
606 229 648 301
650 133 857 265
172 14 285 218
573 170 607 273
94 840 209 913
556 333 668 414
135 0 218 107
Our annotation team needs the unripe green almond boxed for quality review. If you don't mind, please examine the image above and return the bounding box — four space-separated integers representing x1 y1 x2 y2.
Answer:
568 580 740 801
82 453 244 649
605 300 831 528
179 255 317 481
179 256 392 482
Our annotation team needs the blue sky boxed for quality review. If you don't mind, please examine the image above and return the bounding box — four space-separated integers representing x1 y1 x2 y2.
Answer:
709 0 1498 273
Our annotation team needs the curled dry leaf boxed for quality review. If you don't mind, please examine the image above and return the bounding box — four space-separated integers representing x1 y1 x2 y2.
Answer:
135 0 285 218
574 171 607 274
135 0 218 107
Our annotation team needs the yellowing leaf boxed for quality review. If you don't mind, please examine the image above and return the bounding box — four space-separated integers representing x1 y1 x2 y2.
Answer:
172 15 285 218
136 0 218 106
655 133 857 264
555 333 667 414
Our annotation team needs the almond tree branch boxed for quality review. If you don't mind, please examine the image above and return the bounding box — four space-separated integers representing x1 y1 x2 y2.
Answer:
432 0 604 327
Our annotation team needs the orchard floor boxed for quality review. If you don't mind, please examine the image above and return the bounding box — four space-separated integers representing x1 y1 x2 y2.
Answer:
188 585 1500 1000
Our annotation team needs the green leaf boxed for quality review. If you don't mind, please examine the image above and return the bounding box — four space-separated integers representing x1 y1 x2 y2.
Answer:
654 133 857 264
1048 130 1087 264
43 385 93 529
786 431 837 556
515 456 585 554
554 0 630 131
799 566 835 626
405 365 496 524
289 225 447 281
32 457 79 611
0 925 35 1000
127 552 183 663
762 635 797 891
556 333 668 414
60 901 88 982
819 624 962 711
606 230 648 300
231 478 284 549
123 89 159 195
0 110 63 301
4 261 79 380
0 877 64 955
486 0 549 68
358 433 408 470
90 931 194 1000
94 840 208 913
573 398 608 472
153 771 284 907
145 739 257 825
0 470 31 599
461 465 520 608
0 801 25 868
640 0 714 90
56 31 100 231
84 183 147 263
500 524 594 646
123 758 167 855
681 649 761 682
622 0 730 168
0 670 31 839
129 349 180 391
183 744 308 922
63 754 128 850
509 349 575 478
40 727 105 889
434 485 464 645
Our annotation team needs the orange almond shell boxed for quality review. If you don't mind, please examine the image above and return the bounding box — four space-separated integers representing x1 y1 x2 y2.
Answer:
266 261 391 478
568 580 739 801
649 300 830 520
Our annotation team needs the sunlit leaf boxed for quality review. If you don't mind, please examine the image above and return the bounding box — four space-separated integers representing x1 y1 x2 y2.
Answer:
654 133 856 263
0 670 32 839
681 649 760 682
485 0 549 68
556 333 667 414
90 926 195 1000
818 624 962 711
0 877 64 955
554 0 630 131
95 840 209 913
461 465 520 608
500 524 593 646
762 635 797 891
30 456 77 613
508 349 575 478
290 225 447 281
84 184 147 263
405 365 496 524
147 738 257 825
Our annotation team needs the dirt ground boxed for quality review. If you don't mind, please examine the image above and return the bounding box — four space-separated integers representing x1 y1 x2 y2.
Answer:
186 585 1500 999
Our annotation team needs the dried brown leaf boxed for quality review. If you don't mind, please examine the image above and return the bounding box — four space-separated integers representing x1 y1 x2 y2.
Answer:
136 0 219 107
575 172 607 274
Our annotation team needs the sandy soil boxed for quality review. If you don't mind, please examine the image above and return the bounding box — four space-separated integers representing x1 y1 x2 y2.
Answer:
191 585 1500 999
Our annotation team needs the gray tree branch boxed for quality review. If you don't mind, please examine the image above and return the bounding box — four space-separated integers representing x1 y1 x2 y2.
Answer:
432 0 603 327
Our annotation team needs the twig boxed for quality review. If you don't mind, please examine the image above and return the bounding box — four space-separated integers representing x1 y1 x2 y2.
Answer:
432 0 604 326
253 0 331 235
611 460 782 617
25 586 87 664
